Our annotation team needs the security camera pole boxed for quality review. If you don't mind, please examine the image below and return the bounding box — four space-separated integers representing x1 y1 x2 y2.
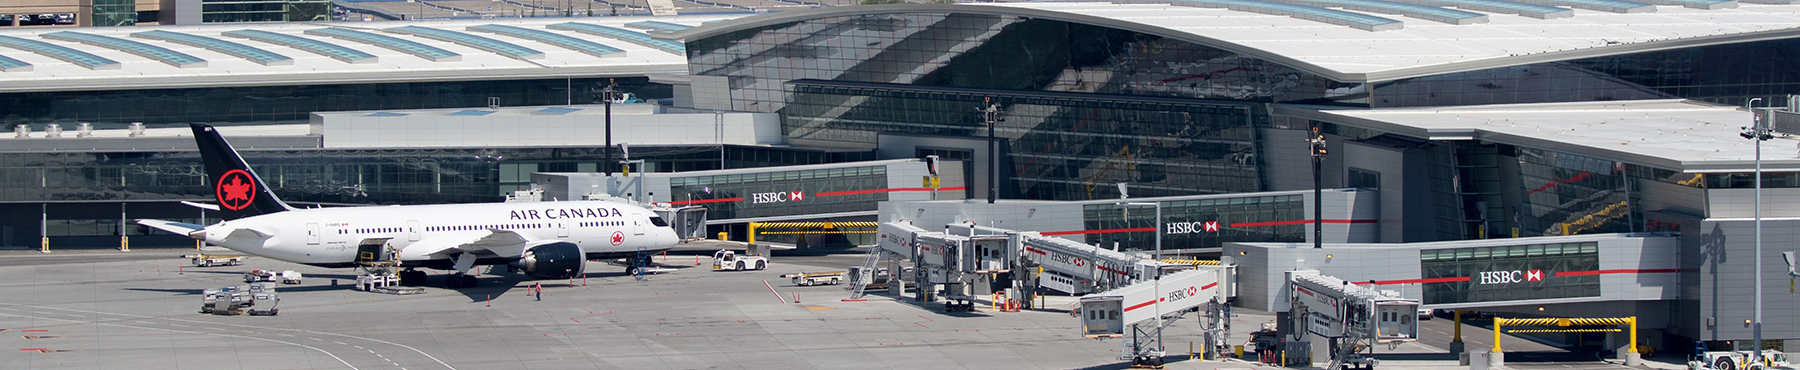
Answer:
1309 126 1327 249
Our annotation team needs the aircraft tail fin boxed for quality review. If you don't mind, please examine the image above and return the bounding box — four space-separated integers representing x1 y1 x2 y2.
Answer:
191 124 293 220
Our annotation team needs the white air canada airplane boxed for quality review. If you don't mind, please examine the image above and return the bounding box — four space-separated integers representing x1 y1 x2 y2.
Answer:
139 124 681 289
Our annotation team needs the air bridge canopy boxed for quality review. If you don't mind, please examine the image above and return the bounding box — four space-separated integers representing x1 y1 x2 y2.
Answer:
1225 234 1678 312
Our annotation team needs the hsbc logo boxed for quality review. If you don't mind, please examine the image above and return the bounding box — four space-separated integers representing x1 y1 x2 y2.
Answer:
752 191 805 204
1479 269 1544 284
1167 221 1220 235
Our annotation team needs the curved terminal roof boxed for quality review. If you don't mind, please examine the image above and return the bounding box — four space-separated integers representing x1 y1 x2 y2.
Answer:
42 31 207 68
131 30 293 66
662 2 1800 82
1280 99 1797 172
0 17 739 93
384 25 544 60
467 24 625 58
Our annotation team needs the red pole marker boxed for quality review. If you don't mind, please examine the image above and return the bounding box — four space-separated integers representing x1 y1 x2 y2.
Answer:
486 294 491 307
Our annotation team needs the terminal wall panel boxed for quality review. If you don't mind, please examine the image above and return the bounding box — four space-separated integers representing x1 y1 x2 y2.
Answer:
877 201 1085 243
1260 127 1313 192
1705 188 1800 219
1343 140 1404 243
1638 179 1705 220
1695 218 1800 344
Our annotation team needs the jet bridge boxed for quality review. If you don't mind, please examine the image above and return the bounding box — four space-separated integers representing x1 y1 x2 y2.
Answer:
1076 266 1235 368
1286 270 1420 370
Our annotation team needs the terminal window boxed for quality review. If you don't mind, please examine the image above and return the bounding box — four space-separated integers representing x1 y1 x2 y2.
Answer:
1418 242 1600 304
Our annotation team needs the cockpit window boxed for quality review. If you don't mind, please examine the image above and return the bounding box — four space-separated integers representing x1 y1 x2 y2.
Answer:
648 216 668 227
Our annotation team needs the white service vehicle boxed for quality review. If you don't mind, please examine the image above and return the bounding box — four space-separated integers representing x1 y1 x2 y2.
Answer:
186 254 245 267
712 249 767 271
1690 350 1789 370
278 270 303 284
784 271 845 286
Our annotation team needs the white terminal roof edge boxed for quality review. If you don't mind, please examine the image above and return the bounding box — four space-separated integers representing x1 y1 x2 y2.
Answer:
0 15 746 93
661 2 1800 83
1278 99 1798 173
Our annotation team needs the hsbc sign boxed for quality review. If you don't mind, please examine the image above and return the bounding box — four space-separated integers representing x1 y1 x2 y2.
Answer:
1166 221 1220 235
752 191 805 204
1479 269 1544 284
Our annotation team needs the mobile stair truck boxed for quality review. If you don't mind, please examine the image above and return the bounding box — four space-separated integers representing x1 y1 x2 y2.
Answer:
1077 266 1236 369
1286 270 1421 370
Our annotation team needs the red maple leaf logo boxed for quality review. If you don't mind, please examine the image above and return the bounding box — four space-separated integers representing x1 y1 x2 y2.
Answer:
216 169 256 211
610 231 625 246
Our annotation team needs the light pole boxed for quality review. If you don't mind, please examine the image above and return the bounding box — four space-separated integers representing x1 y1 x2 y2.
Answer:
1308 126 1327 248
1739 98 1770 361
979 99 1003 204
602 79 620 177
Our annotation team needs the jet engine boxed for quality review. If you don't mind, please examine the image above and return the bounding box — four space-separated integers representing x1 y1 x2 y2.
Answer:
511 241 585 279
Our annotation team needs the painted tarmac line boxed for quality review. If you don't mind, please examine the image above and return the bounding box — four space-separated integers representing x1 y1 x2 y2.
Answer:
0 308 361 370
335 341 348 345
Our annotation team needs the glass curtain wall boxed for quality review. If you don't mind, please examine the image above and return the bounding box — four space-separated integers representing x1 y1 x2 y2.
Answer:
667 165 888 220
201 0 330 23
787 81 1260 200
1081 194 1305 252
91 0 136 26
1418 242 1601 304
1372 38 1800 108
0 77 667 129
686 13 1364 114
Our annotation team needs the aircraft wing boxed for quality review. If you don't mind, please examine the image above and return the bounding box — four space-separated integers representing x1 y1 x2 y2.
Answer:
138 219 205 236
398 229 535 260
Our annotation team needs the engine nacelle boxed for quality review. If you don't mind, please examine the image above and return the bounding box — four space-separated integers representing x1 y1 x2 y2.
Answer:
511 241 584 279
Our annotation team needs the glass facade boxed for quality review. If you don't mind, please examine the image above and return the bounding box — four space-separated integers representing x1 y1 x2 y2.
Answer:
1419 242 1601 304
787 81 1260 200
0 77 668 130
92 0 136 27
688 14 1360 114
202 0 331 23
1373 38 1800 108
1081 194 1306 251
668 165 888 220
0 144 845 248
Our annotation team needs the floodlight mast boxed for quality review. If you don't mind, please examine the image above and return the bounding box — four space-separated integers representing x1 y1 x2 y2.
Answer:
1741 98 1769 361
1308 126 1327 249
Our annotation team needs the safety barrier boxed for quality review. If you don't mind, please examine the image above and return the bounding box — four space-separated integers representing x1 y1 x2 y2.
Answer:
1493 316 1636 354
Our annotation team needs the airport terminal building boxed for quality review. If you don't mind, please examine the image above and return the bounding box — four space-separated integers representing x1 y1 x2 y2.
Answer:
1 0 1800 351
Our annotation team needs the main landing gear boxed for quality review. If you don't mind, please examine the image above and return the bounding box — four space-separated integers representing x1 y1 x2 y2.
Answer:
398 269 428 286
444 273 478 289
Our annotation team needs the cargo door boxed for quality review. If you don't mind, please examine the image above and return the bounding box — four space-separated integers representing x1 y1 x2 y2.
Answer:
306 223 321 245
407 220 420 242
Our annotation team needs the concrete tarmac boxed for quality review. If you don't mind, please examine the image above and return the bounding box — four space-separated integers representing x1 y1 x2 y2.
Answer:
0 245 1690 370
1 246 1271 370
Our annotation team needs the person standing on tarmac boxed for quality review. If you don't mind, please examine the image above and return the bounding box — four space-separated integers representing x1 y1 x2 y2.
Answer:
533 283 542 301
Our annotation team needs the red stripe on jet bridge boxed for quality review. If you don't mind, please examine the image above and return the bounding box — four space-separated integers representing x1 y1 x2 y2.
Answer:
1296 287 1314 296
1352 277 1471 285
1098 265 1127 275
1555 269 1682 277
1123 299 1158 313
1041 227 1155 236
663 197 744 206
1202 282 1218 290
1230 219 1377 227
1025 247 1047 255
815 187 968 197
